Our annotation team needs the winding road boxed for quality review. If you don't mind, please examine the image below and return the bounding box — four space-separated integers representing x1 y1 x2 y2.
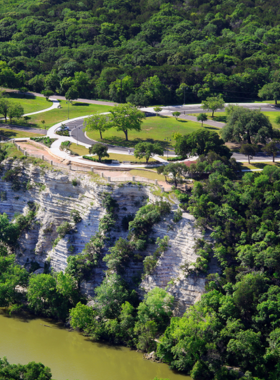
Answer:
1 90 280 165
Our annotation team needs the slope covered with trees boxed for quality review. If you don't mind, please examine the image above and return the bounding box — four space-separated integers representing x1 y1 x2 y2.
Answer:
1 0 280 104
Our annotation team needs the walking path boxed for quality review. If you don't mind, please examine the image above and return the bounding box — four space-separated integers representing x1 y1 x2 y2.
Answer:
2 95 279 168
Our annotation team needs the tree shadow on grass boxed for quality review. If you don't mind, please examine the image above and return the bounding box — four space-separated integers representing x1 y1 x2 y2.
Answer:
100 136 172 149
254 162 277 169
6 92 35 100
204 126 219 131
72 102 89 106
0 130 16 139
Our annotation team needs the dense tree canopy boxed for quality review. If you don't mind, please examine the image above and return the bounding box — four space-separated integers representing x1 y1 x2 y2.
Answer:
222 107 273 144
1 1 280 104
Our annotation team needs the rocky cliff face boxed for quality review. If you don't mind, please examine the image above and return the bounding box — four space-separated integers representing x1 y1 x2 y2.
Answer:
0 158 218 312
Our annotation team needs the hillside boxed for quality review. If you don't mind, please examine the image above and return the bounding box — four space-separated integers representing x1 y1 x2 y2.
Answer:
1 0 280 103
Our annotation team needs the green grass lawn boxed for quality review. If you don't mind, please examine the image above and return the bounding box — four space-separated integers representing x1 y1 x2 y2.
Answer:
0 128 42 139
69 143 89 156
87 116 219 149
4 101 112 130
190 110 280 129
129 169 166 181
3 93 51 114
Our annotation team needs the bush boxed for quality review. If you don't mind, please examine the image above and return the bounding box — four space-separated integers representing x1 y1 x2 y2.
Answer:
70 209 82 223
56 221 72 238
30 137 56 148
71 179 78 186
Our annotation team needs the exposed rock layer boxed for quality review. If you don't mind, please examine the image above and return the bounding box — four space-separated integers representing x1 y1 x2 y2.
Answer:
0 159 218 312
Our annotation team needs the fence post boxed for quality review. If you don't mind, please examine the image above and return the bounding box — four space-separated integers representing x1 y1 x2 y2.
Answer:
155 179 158 185
132 176 135 181
41 155 44 160
107 177 111 182
50 160 53 166
91 167 94 173
69 165 72 170
101 172 104 178
24 151 28 156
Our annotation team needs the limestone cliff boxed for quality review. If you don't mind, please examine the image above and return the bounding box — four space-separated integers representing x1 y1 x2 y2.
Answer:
0 158 218 312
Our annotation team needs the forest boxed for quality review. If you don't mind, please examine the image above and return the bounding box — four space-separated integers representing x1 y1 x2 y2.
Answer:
2 139 280 379
1 0 280 103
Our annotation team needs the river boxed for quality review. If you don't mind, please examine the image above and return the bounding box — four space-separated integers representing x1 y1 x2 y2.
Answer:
0 311 191 380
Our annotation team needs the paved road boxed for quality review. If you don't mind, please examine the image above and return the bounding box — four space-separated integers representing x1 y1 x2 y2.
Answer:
161 103 279 113
0 88 117 107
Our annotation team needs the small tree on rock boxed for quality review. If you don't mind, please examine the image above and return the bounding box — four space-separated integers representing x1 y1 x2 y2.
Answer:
240 144 258 164
197 113 208 127
134 142 163 163
90 143 109 161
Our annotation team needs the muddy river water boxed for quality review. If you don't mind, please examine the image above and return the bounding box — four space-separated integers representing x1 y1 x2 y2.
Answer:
0 311 191 380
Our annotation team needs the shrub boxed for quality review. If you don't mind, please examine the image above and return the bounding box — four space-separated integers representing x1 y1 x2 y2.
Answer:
70 209 82 223
56 221 72 238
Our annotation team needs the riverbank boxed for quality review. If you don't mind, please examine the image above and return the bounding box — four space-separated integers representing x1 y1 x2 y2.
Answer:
0 310 191 380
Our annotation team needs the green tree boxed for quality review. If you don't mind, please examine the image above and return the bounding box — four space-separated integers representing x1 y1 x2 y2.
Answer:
0 98 10 122
0 213 20 245
262 141 279 162
7 103 24 123
41 89 54 101
157 163 188 188
222 107 273 144
0 254 28 307
240 144 258 164
94 273 130 319
103 238 133 273
154 106 162 116
172 111 181 119
109 103 145 141
202 95 224 117
275 115 280 125
134 142 163 163
258 83 280 105
83 115 111 140
70 302 95 332
89 143 109 161
0 357 52 380
175 129 230 158
197 113 208 127
109 75 134 103
65 87 79 102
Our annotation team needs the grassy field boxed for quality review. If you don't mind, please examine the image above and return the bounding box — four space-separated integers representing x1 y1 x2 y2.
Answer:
69 143 89 156
241 161 280 170
189 110 280 129
3 93 51 114
2 101 112 130
0 128 42 139
70 144 158 163
129 169 166 181
87 116 219 149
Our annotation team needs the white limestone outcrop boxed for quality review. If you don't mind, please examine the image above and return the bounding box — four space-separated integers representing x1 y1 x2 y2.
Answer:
0 158 219 311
